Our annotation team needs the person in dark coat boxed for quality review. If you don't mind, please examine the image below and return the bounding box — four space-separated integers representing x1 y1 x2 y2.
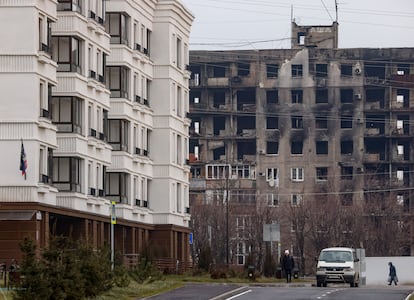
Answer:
388 262 397 286
281 250 294 283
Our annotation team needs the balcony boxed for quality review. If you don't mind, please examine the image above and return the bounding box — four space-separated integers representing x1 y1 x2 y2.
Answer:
364 127 380 136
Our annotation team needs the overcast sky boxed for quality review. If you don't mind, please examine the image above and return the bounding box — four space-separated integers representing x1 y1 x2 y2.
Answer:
181 0 414 50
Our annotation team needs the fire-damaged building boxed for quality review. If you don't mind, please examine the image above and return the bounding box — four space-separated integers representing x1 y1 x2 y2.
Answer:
188 22 414 270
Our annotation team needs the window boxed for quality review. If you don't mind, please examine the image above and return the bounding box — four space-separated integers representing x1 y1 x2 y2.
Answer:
105 172 128 203
39 82 52 118
51 36 82 73
206 164 230 179
212 65 226 77
315 64 327 78
341 166 353 180
106 66 129 98
238 62 250 76
341 114 353 128
340 89 353 103
51 96 82 133
266 168 278 182
316 167 328 181
176 37 182 68
106 13 129 45
316 141 328 155
57 0 82 13
291 194 302 206
266 90 278 104
315 116 328 129
316 89 328 104
291 90 303 103
396 169 404 181
291 141 303 155
53 157 82 192
266 117 278 129
291 116 303 129
39 147 53 184
267 142 279 154
291 168 304 182
341 140 353 155
341 64 352 76
108 119 129 151
267 194 279 206
292 64 303 77
397 64 410 75
297 32 306 45
266 64 278 78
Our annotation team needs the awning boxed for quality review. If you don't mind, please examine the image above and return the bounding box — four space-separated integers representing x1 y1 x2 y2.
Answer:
0 210 36 221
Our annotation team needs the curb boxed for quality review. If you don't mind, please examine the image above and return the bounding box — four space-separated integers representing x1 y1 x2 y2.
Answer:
209 286 249 300
405 292 414 300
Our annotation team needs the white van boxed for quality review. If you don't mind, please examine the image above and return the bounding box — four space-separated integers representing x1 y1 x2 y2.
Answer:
316 247 360 287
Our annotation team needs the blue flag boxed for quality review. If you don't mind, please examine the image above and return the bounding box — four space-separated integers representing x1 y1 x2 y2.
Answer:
20 140 27 180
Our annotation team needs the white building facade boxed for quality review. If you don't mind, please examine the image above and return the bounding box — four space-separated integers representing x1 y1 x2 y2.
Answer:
0 0 193 269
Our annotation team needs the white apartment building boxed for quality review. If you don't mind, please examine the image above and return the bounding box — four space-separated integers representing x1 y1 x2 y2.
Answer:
0 0 193 269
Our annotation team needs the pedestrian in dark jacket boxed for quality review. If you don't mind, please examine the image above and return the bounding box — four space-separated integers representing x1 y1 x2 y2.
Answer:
388 262 397 286
282 250 294 283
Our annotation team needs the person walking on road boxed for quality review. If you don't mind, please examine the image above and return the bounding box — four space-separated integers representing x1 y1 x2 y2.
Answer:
282 250 294 283
388 262 398 286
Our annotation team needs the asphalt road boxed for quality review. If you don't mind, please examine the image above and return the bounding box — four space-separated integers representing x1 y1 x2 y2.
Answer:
140 284 414 300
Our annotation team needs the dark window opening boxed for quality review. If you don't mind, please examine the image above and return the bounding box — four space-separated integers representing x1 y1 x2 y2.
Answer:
316 89 328 104
105 172 128 203
340 89 353 103
237 89 256 111
297 32 306 45
267 64 279 78
266 117 278 129
291 89 303 104
316 141 328 155
292 64 303 77
341 140 353 155
316 167 328 181
211 64 227 77
213 146 225 161
366 88 385 109
365 139 386 160
51 36 81 73
237 141 256 160
53 157 81 192
237 116 256 135
396 89 410 108
267 141 279 154
341 166 353 180
266 90 278 104
291 116 303 129
213 116 225 135
51 96 83 134
365 62 385 79
291 141 303 155
341 64 352 76
365 114 385 134
316 64 328 78
238 62 250 76
106 66 129 98
105 13 129 45
190 65 201 86
213 91 226 108
315 115 328 129
341 114 353 128
108 119 129 151
397 64 410 75
190 91 201 105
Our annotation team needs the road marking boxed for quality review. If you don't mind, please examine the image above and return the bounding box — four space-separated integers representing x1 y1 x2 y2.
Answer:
226 289 252 300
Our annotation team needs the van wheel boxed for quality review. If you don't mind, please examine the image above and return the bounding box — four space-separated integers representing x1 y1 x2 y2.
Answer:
323 282 327 287
317 281 322 287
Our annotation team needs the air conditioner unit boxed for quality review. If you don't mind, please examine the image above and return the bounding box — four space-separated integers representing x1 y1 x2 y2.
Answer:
259 172 265 176
355 68 361 75
355 93 362 100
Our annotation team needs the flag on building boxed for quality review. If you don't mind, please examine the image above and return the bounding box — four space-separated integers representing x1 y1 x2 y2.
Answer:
20 140 27 180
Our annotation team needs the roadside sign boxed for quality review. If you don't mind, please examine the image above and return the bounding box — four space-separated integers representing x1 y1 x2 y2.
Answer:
111 201 116 224
189 232 193 244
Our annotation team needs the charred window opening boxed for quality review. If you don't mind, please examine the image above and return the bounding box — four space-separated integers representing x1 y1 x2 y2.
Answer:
397 64 410 75
316 89 328 104
266 90 278 104
316 141 328 155
315 115 328 129
209 64 227 78
291 89 303 104
237 140 256 160
190 65 201 86
191 118 201 135
341 140 353 155
396 193 410 212
190 91 201 105
292 64 303 77
396 89 409 108
365 138 386 160
213 90 225 108
366 88 385 109
396 142 410 160
396 115 410 134
267 64 279 78
341 64 352 76
315 64 328 78
237 89 256 111
366 114 385 134
341 114 353 128
297 32 306 44
266 116 278 129
364 62 385 79
341 193 353 206
213 116 225 135
267 141 279 154
237 116 256 135
340 89 353 103
341 166 353 180
291 140 303 155
316 167 328 181
238 62 250 76
213 146 225 160
189 139 200 161
190 166 202 178
291 116 303 129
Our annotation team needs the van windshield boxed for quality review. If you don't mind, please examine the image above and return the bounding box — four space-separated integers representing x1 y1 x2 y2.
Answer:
319 250 353 262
